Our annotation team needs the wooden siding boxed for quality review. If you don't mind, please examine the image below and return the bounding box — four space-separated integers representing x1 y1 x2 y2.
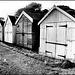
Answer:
16 14 39 52
16 14 32 49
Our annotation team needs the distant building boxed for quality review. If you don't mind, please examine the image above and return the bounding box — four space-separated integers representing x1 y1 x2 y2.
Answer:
4 15 16 44
0 20 5 41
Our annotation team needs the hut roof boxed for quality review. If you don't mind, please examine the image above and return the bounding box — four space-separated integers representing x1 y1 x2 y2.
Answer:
25 11 43 21
15 10 44 24
0 20 5 26
8 15 16 25
38 5 75 25
58 5 75 18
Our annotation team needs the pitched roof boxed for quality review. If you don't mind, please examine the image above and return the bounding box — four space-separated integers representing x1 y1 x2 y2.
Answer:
8 15 16 25
38 5 75 25
25 11 43 21
15 11 43 24
58 5 75 18
0 20 5 26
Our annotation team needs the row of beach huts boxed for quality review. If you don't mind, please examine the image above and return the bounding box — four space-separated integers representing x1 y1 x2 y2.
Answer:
1 5 75 61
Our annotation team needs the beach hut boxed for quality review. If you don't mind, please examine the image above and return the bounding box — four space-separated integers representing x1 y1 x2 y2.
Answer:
38 5 75 60
4 15 16 44
0 20 5 41
15 11 43 52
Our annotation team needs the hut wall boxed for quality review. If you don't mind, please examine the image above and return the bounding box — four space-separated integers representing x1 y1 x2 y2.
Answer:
66 22 75 60
16 14 32 49
16 14 40 52
16 17 23 46
4 18 13 43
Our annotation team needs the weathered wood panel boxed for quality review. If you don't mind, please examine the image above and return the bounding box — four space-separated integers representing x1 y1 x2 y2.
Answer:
16 14 40 52
27 34 32 48
16 14 33 49
4 17 13 43
24 34 27 47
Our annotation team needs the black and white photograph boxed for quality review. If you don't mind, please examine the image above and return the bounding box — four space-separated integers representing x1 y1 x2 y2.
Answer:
0 1 75 75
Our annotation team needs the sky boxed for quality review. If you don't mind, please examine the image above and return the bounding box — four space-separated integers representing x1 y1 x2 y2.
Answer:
0 1 75 20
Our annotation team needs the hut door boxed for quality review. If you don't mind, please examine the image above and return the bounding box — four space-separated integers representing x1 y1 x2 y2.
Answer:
46 23 56 57
46 23 67 58
56 24 67 58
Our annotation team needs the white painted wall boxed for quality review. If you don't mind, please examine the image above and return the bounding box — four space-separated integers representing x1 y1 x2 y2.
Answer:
4 17 13 43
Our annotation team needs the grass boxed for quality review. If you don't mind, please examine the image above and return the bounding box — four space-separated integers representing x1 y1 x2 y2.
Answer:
1 42 75 74
0 61 24 75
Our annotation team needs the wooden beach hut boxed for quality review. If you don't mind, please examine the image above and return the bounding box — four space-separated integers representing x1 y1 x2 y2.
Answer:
15 11 43 52
4 15 16 44
38 5 75 60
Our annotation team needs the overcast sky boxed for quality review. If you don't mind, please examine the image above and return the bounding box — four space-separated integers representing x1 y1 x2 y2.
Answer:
0 1 75 20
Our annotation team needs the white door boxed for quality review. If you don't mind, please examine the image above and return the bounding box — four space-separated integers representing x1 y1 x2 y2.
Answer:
56 24 67 58
46 23 67 58
46 23 56 57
